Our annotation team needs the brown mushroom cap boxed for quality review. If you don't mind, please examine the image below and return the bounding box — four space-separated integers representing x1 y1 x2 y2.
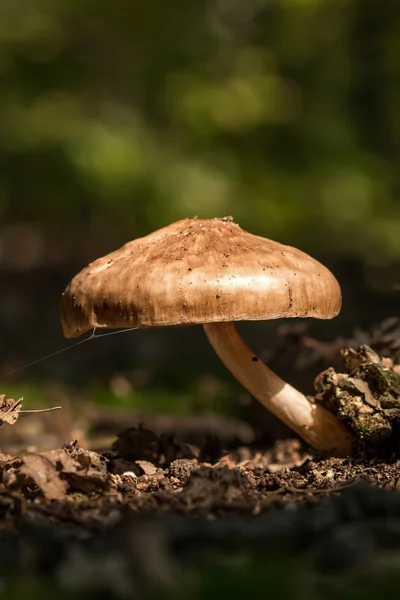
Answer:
61 216 342 338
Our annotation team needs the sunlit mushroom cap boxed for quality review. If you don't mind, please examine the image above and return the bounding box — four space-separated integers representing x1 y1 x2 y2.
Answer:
61 217 342 338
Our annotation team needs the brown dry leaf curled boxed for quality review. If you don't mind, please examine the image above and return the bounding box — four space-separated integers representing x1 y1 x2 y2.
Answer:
20 453 68 500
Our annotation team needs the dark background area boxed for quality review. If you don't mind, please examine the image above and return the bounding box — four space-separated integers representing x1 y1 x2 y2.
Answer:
0 0 399 423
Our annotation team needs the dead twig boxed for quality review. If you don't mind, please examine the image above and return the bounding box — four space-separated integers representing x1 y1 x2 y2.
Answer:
0 394 61 427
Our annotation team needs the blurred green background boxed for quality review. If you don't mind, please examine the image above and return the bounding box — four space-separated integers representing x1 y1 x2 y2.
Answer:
0 0 399 424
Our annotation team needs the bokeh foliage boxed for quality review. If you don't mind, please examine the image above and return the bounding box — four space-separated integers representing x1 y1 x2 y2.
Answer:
0 0 399 262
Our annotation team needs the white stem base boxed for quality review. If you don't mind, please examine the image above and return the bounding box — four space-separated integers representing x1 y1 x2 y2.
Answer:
203 322 353 456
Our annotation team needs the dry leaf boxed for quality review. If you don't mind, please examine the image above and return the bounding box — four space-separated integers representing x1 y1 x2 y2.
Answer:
0 394 23 425
61 442 112 492
20 453 68 500
348 377 379 408
135 460 157 476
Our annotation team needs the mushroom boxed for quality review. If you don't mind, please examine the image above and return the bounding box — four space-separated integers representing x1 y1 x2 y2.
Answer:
61 217 353 456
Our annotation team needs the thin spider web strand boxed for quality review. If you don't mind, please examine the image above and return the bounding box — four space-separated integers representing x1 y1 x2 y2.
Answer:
3 327 138 378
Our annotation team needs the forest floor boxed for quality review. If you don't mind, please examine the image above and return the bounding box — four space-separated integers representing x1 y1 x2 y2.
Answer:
2 319 400 599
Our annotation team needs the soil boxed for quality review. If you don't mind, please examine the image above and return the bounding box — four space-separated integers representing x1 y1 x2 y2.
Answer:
3 331 400 598
1 422 400 599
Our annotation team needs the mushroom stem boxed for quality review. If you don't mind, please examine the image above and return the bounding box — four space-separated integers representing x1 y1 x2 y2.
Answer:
203 321 353 456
